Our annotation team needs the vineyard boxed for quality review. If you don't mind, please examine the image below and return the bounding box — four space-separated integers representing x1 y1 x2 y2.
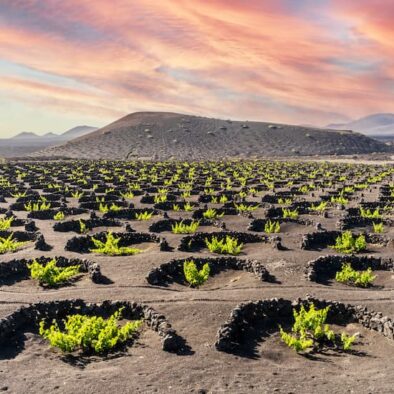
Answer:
0 159 393 393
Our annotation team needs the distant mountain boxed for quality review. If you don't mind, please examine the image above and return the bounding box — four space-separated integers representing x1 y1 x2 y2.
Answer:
43 132 58 138
0 125 98 158
59 125 98 140
327 113 394 136
11 132 40 139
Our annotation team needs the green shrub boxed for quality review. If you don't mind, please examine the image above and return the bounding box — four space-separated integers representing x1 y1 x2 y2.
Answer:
79 219 88 234
53 211 65 221
109 203 122 212
128 182 141 191
202 208 224 220
120 191 134 199
28 258 80 287
11 191 27 198
335 263 376 287
331 231 367 254
0 233 27 254
299 185 310 194
183 202 193 212
99 203 122 214
0 216 13 231
183 260 210 287
372 222 384 233
278 198 292 205
71 190 84 199
280 303 357 353
154 194 167 203
279 328 313 352
360 207 381 219
341 332 358 350
279 304 333 353
135 211 153 221
90 232 141 256
219 195 228 204
355 183 368 190
234 203 259 213
310 201 327 213
282 208 298 219
24 201 51 212
171 220 200 234
264 220 280 234
98 203 109 213
205 235 243 255
292 304 334 341
330 195 348 205
39 308 142 354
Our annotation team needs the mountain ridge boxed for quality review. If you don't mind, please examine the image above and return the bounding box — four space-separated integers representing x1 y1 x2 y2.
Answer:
0 125 98 158
8 125 98 140
327 113 394 135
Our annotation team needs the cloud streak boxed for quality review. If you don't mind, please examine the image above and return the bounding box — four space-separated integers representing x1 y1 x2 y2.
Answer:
0 0 393 135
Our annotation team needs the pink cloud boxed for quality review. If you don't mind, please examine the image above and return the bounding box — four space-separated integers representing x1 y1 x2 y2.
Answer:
0 0 393 133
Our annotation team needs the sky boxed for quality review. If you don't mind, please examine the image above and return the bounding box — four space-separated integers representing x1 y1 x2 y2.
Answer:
0 0 394 137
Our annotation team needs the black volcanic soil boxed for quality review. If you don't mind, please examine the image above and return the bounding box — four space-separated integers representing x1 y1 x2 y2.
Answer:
0 160 393 394
28 112 392 160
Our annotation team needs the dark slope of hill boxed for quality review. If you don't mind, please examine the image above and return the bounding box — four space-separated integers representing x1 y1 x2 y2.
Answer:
28 112 392 160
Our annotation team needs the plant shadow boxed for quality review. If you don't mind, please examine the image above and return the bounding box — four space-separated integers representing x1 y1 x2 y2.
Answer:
223 321 372 362
0 333 26 360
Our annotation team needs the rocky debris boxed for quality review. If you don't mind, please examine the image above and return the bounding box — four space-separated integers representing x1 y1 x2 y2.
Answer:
27 207 87 220
103 208 160 220
34 234 52 251
125 223 134 232
215 297 394 352
88 263 103 283
0 299 186 352
0 256 104 284
148 218 218 233
219 221 227 230
65 231 159 253
315 222 323 231
248 217 313 231
0 230 36 243
4 210 13 218
24 220 38 232
159 237 172 252
305 255 394 282
146 256 272 286
178 231 267 251
300 231 341 250
53 217 122 233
